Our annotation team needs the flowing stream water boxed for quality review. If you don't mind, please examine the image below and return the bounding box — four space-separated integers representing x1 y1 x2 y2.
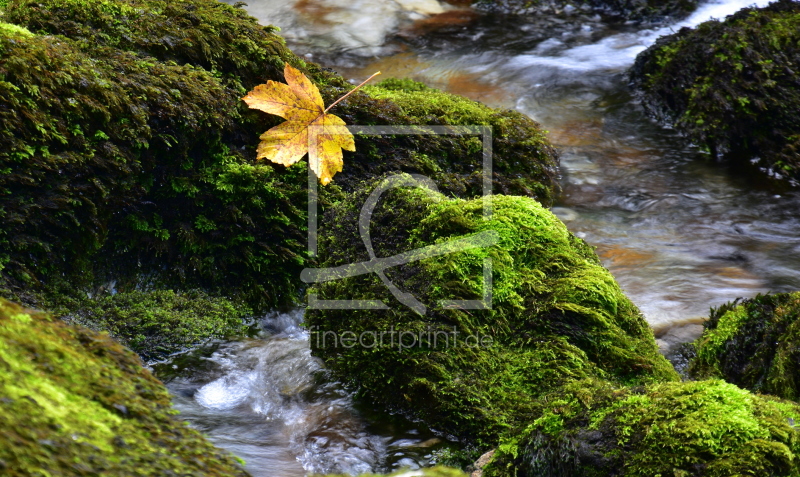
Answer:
157 0 800 474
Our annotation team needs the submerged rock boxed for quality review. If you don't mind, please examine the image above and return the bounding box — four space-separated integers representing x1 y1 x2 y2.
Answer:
485 378 800 477
629 0 800 187
690 292 800 401
0 298 250 476
305 175 677 446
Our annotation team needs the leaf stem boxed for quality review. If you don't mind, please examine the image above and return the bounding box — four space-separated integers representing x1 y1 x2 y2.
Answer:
324 71 382 113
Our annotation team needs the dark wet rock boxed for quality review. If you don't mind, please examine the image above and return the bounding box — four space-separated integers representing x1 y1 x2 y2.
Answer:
473 0 698 22
630 0 800 187
666 341 696 380
654 321 703 356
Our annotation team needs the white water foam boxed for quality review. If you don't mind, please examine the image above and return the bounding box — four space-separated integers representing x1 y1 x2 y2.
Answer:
190 310 392 475
507 0 775 72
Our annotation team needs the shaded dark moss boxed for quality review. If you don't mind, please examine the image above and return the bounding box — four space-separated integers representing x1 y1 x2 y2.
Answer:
356 78 560 203
305 176 677 447
62 289 251 361
0 28 308 311
0 297 251 476
630 0 800 186
690 292 800 401
486 378 800 477
4 0 294 89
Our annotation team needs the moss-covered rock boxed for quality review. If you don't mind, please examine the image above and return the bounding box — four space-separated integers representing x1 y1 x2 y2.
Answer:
0 14 309 311
485 378 800 477
305 175 677 446
3 0 292 89
358 78 559 202
0 0 559 324
472 0 698 22
630 0 800 186
689 292 800 401
0 297 250 476
61 290 251 361
318 467 468 477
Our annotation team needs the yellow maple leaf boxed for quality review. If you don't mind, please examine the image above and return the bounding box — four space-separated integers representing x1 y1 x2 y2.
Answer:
243 64 379 185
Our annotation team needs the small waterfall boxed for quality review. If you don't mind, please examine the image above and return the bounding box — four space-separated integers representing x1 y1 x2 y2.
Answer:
161 311 445 476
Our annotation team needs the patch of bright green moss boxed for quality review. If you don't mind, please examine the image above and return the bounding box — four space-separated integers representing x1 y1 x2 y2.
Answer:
0 21 30 36
305 176 677 446
0 298 250 476
486 378 800 476
630 0 800 185
317 467 468 477
690 292 800 401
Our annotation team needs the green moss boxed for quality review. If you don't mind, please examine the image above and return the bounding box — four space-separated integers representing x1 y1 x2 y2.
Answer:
317 467 468 477
0 298 250 476
0 21 29 36
0 18 308 312
690 292 800 401
630 0 800 186
61 290 251 361
4 0 295 89
305 176 676 446
0 0 560 350
361 78 560 204
487 379 800 476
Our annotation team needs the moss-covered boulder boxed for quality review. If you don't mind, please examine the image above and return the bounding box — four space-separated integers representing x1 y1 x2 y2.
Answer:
305 175 677 446
485 378 800 477
3 0 291 89
630 0 800 187
0 0 559 323
0 297 250 476
0 13 309 311
61 290 251 361
472 0 698 22
689 292 800 401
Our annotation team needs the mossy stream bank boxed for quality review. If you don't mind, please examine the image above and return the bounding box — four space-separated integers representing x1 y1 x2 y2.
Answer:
2 0 800 475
